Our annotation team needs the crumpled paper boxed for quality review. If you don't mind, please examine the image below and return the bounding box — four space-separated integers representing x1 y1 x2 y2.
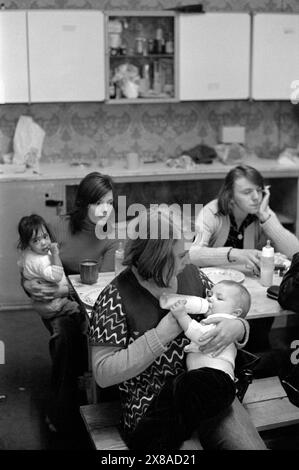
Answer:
12 115 45 172
166 155 197 169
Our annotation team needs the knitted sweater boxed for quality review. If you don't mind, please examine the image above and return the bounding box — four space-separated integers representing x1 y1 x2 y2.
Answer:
89 265 249 433
50 215 118 275
190 199 299 267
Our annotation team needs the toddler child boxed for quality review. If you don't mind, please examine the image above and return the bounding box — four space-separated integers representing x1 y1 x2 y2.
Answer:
160 280 251 434
17 214 79 321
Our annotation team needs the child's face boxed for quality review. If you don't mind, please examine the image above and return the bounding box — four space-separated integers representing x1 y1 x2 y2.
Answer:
29 226 51 255
207 283 240 315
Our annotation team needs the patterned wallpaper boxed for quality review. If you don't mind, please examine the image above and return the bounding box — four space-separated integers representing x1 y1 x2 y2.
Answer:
1 0 299 165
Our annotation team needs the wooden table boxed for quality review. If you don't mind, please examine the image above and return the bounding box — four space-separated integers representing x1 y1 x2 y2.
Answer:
68 272 297 408
68 268 295 320
68 272 115 318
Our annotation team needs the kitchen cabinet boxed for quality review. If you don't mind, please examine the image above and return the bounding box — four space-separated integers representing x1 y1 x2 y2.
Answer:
178 13 251 100
105 11 177 103
252 13 299 100
0 11 29 103
0 181 66 308
27 10 105 103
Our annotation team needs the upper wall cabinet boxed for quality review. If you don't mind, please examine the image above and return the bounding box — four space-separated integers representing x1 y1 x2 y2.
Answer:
105 11 177 103
0 11 29 103
178 13 251 101
252 13 299 100
27 10 105 103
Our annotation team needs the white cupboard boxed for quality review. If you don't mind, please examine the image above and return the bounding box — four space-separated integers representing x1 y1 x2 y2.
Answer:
0 11 29 103
27 10 105 103
252 13 299 100
178 13 251 101
0 181 66 308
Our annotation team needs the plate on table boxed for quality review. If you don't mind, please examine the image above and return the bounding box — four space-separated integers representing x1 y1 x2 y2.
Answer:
81 289 101 308
201 267 245 284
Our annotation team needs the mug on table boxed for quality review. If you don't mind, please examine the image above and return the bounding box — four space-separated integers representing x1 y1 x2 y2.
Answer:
79 259 99 284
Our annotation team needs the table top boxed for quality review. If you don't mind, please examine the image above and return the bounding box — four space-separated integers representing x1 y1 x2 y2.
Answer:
68 269 294 320
69 272 115 316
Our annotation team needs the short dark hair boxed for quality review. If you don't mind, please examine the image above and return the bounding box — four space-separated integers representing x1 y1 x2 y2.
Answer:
217 280 251 317
18 214 54 250
217 165 264 215
69 172 113 234
123 208 183 288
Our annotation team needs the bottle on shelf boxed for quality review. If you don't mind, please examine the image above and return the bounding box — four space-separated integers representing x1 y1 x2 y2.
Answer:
139 63 151 95
153 61 162 95
114 241 125 276
135 22 146 55
260 239 274 287
147 38 155 54
109 71 116 99
108 20 123 56
154 27 165 54
165 32 174 54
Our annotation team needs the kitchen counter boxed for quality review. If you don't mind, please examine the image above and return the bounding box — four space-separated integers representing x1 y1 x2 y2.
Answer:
1 157 299 183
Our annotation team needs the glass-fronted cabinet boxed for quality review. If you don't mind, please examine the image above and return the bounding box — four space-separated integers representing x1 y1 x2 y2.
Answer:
105 11 177 103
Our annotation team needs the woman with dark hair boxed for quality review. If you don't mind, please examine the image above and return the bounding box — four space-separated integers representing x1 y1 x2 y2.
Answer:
53 171 116 274
22 172 118 433
190 165 299 273
89 207 266 450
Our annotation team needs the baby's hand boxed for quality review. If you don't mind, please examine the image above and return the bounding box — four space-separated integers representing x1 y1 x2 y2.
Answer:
170 299 187 318
50 242 59 255
184 342 200 353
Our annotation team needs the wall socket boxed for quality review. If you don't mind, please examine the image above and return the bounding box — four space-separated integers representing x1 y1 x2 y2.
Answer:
221 126 245 144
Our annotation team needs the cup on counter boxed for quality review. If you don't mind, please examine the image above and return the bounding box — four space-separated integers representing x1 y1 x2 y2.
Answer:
79 259 99 285
126 152 140 170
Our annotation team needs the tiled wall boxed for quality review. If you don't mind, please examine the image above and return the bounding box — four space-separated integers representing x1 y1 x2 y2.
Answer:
1 0 299 165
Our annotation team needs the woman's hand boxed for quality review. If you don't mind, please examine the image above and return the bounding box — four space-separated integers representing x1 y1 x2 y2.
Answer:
230 248 261 275
258 185 271 223
156 312 183 346
194 317 245 357
23 278 64 302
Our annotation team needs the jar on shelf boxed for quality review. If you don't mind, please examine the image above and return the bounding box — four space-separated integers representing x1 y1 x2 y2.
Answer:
135 36 145 55
165 33 174 54
108 20 122 55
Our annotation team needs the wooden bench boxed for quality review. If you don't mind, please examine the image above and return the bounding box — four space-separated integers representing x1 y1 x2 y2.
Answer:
80 400 128 450
80 376 299 450
243 375 299 431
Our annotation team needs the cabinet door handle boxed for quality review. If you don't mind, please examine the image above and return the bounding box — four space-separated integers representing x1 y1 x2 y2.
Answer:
45 199 63 207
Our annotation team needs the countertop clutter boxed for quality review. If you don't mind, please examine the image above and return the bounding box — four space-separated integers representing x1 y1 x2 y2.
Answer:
1 156 299 183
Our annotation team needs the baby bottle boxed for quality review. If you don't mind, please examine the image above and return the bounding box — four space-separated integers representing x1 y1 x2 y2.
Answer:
160 293 210 314
260 240 274 287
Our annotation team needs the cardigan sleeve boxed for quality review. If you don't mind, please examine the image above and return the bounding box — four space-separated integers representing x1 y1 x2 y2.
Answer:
190 204 232 267
91 330 167 388
89 282 167 387
260 210 299 259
